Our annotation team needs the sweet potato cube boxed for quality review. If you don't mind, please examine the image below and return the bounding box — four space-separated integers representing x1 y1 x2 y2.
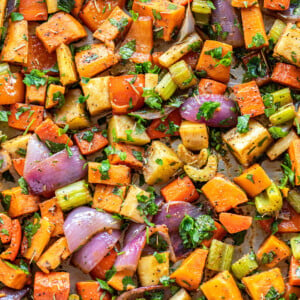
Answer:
1 20 28 64
132 0 185 42
233 81 265 117
39 197 64 237
45 84 65 109
8 103 44 131
119 16 153 63
74 126 108 155
93 184 126 214
242 268 285 300
234 163 272 197
88 162 131 185
196 40 232 83
170 249 208 290
201 174 248 212
107 143 144 170
26 83 47 105
201 271 243 300
34 118 73 146
36 12 87 53
1 186 40 218
19 0 48 21
93 6 132 42
241 6 269 50
26 35 57 73
75 44 118 78
257 235 291 268
79 0 126 32
0 72 25 105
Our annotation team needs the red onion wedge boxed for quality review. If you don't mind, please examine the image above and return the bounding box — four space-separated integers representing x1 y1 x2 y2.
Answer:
114 230 147 272
64 207 121 253
24 146 87 195
0 287 29 300
180 94 238 127
211 0 244 47
24 134 50 176
116 285 172 300
72 230 121 273
153 202 203 258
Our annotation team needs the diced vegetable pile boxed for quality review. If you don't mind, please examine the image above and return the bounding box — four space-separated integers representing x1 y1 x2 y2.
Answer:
0 0 300 299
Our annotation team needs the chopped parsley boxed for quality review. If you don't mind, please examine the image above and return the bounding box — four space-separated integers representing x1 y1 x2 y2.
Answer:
196 101 220 120
119 40 136 60
11 12 24 21
0 111 11 122
109 17 129 31
23 69 47 88
57 0 75 12
248 33 266 48
18 177 29 194
179 214 216 249
24 213 41 247
99 159 110 180
236 114 250 133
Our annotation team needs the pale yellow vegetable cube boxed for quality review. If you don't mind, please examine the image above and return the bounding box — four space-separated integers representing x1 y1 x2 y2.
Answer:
2 134 31 158
143 141 183 185
274 23 300 67
222 120 272 166
120 185 150 223
81 76 111 116
56 44 78 86
45 0 58 13
267 130 298 160
170 289 192 300
108 115 150 146
55 89 90 129
179 121 209 151
137 252 169 286
145 73 159 92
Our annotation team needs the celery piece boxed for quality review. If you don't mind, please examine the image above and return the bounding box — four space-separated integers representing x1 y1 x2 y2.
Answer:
55 180 92 211
0 63 10 75
287 190 300 214
192 0 211 14
291 236 300 260
231 252 258 280
169 60 197 90
68 295 80 300
155 72 177 100
207 239 234 272
268 19 286 44
269 104 296 126
255 182 282 215
271 88 292 107
194 13 210 26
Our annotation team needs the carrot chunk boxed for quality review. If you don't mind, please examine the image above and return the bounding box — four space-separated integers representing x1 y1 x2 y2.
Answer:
196 40 233 83
8 103 44 132
234 163 272 197
170 249 208 290
257 235 291 268
219 213 252 234
233 81 265 117
34 272 70 300
201 174 248 212
36 12 87 53
161 176 199 203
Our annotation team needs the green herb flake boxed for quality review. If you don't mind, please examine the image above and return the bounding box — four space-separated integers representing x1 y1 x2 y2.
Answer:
119 40 136 60
196 101 220 120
